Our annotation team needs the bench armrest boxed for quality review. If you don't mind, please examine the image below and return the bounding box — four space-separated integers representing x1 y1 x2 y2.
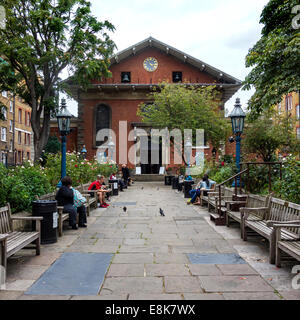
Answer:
266 220 300 227
225 201 246 204
0 234 9 241
11 216 43 221
241 207 268 220
272 223 300 229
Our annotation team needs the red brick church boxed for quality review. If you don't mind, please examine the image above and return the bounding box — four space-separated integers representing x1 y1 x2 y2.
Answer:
54 37 241 174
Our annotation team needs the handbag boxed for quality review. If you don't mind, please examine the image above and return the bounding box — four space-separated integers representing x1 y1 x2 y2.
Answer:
72 188 87 209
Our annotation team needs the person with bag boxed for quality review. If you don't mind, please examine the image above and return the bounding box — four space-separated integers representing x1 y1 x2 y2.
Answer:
71 187 87 228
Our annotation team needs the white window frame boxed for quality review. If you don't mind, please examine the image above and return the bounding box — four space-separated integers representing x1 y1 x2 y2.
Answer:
9 139 13 152
18 131 21 144
1 127 7 142
1 91 7 98
9 120 13 132
297 127 300 140
297 105 300 120
9 100 13 113
1 106 7 120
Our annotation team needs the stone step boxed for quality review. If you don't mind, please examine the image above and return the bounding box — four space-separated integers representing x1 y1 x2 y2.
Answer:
133 174 165 182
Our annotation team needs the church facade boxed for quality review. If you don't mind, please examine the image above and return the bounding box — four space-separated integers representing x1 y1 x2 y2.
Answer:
66 37 242 173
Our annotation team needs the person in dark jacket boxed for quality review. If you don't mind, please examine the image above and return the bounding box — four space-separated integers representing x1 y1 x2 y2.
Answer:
121 164 131 186
55 176 78 229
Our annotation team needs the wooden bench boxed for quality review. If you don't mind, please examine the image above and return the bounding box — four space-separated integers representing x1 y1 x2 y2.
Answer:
207 186 235 213
226 194 266 231
0 203 43 270
75 185 97 216
272 221 300 267
242 196 300 264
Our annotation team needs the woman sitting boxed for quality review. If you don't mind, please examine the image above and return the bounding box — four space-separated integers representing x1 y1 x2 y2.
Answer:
187 174 216 205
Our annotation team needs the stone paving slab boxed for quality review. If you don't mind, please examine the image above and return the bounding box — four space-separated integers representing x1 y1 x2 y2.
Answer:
188 264 222 276
164 276 203 293
0 291 23 300
101 277 163 294
113 253 154 264
71 294 128 300
279 290 300 300
155 253 189 264
18 294 71 300
106 264 145 277
128 293 183 300
223 292 281 300
198 275 274 292
145 264 190 276
183 293 225 300
216 264 259 275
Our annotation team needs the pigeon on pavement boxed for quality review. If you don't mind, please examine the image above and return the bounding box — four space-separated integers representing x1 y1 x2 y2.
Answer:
159 208 165 216
123 206 127 213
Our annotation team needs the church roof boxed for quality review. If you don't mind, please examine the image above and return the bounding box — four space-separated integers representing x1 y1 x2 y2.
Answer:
111 37 242 85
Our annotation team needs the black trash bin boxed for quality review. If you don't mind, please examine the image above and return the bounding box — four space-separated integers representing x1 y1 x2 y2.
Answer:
32 200 58 244
165 175 174 186
184 180 195 198
172 176 179 189
109 179 119 196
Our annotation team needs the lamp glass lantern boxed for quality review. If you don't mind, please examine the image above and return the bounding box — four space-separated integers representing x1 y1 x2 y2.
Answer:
229 98 246 135
56 99 72 136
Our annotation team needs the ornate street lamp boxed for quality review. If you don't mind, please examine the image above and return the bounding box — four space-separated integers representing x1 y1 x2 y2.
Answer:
107 136 115 163
229 98 246 187
56 98 72 187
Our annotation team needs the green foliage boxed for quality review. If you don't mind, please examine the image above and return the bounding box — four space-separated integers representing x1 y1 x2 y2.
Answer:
243 110 300 161
0 161 52 213
0 0 116 161
44 136 61 154
43 152 118 187
138 83 230 163
273 156 300 204
211 165 235 184
243 0 300 118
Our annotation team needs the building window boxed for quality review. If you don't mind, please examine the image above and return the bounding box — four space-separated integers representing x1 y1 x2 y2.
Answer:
297 105 300 120
27 152 30 160
1 127 7 142
18 109 22 123
1 106 7 120
18 131 21 144
173 72 182 83
121 72 131 83
297 128 300 140
95 104 111 147
9 120 13 132
9 100 13 113
9 139 13 152
1 91 7 98
278 102 282 114
285 95 292 111
27 112 31 126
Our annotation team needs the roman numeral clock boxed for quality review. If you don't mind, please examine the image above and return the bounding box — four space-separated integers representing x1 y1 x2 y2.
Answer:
143 57 158 72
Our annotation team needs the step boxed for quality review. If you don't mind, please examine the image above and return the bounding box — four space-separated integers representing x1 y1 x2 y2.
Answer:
133 174 165 182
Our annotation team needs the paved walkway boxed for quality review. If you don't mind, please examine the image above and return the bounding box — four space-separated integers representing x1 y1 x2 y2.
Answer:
1 182 300 300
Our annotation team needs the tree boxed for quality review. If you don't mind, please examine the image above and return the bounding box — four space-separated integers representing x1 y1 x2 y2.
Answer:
44 135 61 154
243 0 300 119
243 110 300 162
137 83 230 164
0 0 116 161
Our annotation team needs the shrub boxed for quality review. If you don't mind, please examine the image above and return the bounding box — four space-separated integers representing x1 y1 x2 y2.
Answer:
273 157 300 204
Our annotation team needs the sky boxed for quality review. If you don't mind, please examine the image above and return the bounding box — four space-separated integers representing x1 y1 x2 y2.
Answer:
61 0 270 116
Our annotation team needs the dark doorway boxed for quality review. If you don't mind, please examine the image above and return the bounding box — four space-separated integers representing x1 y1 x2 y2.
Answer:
141 136 162 174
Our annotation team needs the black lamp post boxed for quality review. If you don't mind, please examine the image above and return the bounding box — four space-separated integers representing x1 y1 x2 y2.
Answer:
56 99 72 187
229 98 246 187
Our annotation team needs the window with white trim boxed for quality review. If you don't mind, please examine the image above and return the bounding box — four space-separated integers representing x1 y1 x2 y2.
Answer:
297 127 300 140
1 127 7 142
285 95 293 111
9 139 13 152
9 100 13 113
18 109 22 123
1 106 7 120
297 105 300 120
18 131 21 144
9 120 13 132
1 91 7 98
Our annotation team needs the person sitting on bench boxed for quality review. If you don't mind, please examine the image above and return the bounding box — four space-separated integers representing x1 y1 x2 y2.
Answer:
187 174 216 205
88 175 110 208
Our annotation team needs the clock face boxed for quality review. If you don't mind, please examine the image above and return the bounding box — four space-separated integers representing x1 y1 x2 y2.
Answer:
143 57 158 72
